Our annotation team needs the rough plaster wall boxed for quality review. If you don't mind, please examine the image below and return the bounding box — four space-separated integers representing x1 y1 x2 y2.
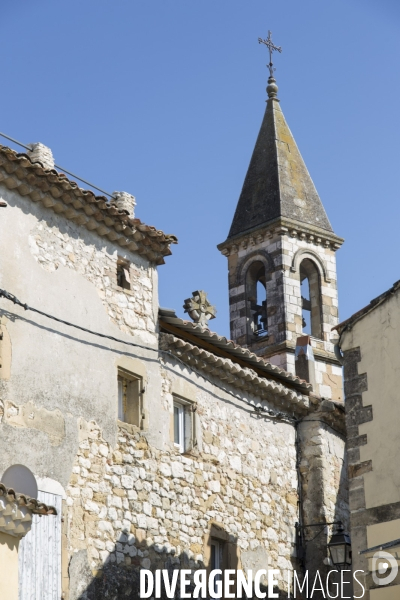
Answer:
342 293 400 509
0 187 159 488
341 293 400 597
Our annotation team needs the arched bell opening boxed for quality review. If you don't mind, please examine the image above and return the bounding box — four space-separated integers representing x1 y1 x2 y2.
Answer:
246 261 268 339
300 258 322 339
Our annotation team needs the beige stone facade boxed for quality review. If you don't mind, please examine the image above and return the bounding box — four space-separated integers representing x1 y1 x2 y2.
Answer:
0 532 19 600
0 142 348 599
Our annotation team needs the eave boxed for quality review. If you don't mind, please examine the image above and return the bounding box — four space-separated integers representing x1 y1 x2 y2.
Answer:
0 146 178 265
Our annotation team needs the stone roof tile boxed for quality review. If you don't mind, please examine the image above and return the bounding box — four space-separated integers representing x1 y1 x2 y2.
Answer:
226 95 334 240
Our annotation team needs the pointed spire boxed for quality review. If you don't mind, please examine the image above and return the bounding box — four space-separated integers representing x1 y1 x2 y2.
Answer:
227 77 333 239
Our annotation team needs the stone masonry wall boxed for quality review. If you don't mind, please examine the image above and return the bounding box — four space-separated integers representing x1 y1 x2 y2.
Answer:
65 369 301 598
226 231 338 350
298 403 348 587
28 218 156 343
224 227 341 399
0 186 348 598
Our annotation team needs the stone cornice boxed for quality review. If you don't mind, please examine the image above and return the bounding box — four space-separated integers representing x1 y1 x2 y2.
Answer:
305 399 346 436
218 216 344 255
0 146 178 265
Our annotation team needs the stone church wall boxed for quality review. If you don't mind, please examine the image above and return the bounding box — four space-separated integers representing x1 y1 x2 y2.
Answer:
224 227 342 401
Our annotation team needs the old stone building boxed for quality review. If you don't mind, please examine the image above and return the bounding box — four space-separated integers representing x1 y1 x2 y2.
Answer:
336 281 400 600
0 66 348 599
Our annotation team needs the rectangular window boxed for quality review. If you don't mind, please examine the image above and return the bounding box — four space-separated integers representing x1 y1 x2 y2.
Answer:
172 397 195 454
118 370 142 427
117 259 131 290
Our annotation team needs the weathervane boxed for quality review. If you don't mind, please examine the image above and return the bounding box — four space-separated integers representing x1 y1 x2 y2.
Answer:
258 30 282 77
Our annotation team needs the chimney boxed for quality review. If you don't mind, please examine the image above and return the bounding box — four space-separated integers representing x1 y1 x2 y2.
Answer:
295 335 316 390
112 191 136 218
27 143 55 171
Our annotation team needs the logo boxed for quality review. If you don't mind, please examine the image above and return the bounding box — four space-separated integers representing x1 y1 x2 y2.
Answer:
372 551 399 586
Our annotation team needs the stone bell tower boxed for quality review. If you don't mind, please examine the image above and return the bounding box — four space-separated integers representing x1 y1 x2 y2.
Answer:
217 53 344 401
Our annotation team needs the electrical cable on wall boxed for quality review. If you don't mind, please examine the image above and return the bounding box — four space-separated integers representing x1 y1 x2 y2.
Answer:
0 288 158 354
0 287 295 424
0 131 113 198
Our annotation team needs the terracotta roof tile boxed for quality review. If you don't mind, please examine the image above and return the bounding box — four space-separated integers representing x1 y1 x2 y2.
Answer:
160 331 310 414
0 146 177 265
0 483 57 515
159 309 312 393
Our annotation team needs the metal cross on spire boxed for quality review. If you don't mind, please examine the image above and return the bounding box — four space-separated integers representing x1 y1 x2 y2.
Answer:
258 30 282 77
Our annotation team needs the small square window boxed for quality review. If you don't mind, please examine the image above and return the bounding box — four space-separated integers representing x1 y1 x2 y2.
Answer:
173 397 195 453
117 259 131 290
118 370 143 427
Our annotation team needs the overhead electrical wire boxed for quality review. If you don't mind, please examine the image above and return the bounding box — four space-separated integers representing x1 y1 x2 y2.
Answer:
0 131 113 198
0 288 159 354
0 288 344 434
0 287 294 422
0 286 343 555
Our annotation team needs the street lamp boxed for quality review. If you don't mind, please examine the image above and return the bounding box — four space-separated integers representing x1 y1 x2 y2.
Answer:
328 523 352 569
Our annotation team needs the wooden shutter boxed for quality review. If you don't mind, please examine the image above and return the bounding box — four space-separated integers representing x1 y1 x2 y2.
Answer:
18 491 62 600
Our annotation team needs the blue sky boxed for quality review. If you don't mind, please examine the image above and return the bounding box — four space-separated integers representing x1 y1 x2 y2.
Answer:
2 1 400 337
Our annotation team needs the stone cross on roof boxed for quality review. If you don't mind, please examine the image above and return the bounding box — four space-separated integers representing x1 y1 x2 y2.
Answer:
258 30 282 77
183 291 216 328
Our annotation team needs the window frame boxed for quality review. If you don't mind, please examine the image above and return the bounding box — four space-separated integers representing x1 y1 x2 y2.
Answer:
173 401 185 453
117 368 143 428
116 258 131 290
172 396 195 454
